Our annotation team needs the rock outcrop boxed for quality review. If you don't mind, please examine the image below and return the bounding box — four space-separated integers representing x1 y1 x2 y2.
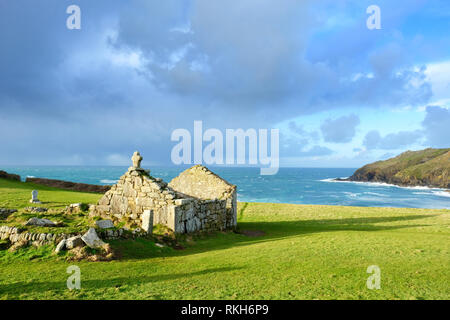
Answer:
66 236 84 249
0 208 17 219
24 217 57 227
81 228 106 248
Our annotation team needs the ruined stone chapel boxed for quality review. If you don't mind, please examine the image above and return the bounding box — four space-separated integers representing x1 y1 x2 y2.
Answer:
90 152 237 234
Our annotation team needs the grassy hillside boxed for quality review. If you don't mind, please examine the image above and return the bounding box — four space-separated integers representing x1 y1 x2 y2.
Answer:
0 178 449 300
0 177 102 210
349 148 450 188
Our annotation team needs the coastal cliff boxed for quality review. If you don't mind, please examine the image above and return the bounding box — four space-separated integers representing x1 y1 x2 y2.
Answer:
347 148 450 189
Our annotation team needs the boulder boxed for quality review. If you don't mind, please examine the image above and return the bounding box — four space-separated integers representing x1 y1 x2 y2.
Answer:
95 219 114 229
66 236 84 249
0 208 17 219
25 217 56 227
25 207 48 213
81 228 106 248
70 203 82 208
55 239 66 253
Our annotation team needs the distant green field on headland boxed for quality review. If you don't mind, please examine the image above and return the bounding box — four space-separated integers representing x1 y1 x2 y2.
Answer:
349 148 450 189
0 178 449 300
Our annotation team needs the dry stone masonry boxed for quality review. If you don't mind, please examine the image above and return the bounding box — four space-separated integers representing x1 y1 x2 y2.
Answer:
90 152 237 234
0 225 63 246
0 225 127 249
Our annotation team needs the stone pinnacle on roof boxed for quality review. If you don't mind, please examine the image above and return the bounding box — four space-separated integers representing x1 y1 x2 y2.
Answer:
129 151 149 174
131 151 143 168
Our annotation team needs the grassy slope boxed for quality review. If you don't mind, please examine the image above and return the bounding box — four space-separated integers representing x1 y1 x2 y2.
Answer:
0 178 101 209
0 178 103 235
0 179 449 300
395 151 450 187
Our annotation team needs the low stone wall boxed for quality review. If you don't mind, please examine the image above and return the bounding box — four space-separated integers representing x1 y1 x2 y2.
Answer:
26 177 111 193
0 225 128 247
0 226 64 246
0 170 20 181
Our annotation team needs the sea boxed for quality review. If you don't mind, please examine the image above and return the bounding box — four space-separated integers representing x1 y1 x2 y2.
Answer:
2 166 449 209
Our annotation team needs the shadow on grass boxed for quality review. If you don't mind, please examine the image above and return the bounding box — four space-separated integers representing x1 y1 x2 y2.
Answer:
112 214 435 260
238 202 249 220
0 266 242 295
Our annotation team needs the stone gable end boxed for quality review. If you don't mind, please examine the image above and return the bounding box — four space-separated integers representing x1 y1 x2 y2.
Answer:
168 165 235 200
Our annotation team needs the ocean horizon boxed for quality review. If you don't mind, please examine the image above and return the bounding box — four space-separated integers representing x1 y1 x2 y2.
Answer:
2 166 449 210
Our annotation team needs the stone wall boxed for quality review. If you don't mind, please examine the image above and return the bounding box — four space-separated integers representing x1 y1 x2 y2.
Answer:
90 164 237 234
0 170 20 181
167 197 236 233
26 177 111 193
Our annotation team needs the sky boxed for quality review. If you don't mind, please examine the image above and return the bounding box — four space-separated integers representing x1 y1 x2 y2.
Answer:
0 0 449 168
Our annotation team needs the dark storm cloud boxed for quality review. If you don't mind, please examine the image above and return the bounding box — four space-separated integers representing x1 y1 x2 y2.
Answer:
0 0 444 164
113 0 433 113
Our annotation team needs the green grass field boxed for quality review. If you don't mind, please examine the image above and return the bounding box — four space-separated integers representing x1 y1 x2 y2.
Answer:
0 178 449 300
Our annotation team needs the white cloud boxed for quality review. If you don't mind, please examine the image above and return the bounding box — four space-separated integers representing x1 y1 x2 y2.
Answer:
425 60 450 101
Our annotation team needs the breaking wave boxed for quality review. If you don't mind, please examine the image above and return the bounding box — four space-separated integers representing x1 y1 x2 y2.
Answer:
100 179 118 184
432 191 450 198
320 178 446 191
